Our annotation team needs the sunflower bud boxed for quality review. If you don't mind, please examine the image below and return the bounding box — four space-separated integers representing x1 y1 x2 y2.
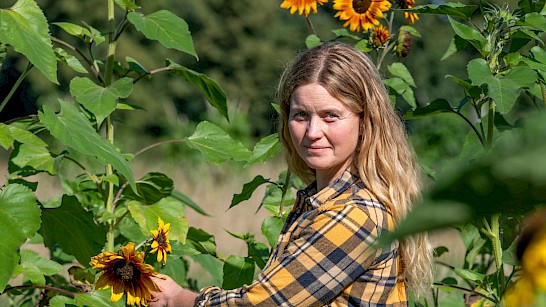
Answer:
371 25 390 48
396 30 412 59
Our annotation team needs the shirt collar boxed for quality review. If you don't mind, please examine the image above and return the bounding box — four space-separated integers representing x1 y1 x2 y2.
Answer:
298 168 361 210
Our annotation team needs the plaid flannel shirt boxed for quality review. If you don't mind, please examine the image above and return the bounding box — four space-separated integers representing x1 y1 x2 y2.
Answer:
195 168 407 306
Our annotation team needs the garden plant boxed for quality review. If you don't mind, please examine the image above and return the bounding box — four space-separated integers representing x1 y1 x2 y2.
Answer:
0 0 546 306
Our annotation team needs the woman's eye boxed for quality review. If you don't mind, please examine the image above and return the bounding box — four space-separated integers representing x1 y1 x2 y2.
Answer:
324 113 339 121
292 112 307 120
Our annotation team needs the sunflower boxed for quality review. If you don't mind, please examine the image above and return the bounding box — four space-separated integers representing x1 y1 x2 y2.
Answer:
150 217 172 265
396 0 419 24
280 0 328 17
371 24 390 47
333 0 392 32
90 242 160 306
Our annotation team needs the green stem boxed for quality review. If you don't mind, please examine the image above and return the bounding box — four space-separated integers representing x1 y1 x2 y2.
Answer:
0 62 33 114
491 214 505 295
305 15 317 36
486 99 494 149
104 0 117 252
279 170 292 217
1 285 76 297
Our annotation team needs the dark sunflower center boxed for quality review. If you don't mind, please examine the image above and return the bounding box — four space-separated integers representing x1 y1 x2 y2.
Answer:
114 260 141 282
157 233 167 247
352 0 372 13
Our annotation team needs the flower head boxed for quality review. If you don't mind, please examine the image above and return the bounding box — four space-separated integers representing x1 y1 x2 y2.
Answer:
280 0 328 17
333 0 392 32
396 0 419 24
90 242 160 306
371 24 390 47
150 217 172 265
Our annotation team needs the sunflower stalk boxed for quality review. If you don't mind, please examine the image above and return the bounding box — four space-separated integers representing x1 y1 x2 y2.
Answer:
375 11 395 69
105 0 118 253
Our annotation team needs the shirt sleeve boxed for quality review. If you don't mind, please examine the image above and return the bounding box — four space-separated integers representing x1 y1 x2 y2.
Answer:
195 203 382 306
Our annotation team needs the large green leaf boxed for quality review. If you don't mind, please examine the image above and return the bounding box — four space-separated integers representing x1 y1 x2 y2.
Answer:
448 17 486 56
245 134 282 167
0 122 47 148
70 77 133 126
18 249 63 285
127 197 188 243
261 216 284 248
0 184 40 292
186 121 251 164
185 227 217 257
39 195 107 267
168 60 228 121
0 0 57 83
222 256 255 290
39 101 135 191
230 175 269 209
388 63 415 87
402 3 478 19
468 59 537 114
127 10 197 59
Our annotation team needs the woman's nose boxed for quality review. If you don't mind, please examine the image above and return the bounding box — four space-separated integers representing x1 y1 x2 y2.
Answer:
306 117 323 139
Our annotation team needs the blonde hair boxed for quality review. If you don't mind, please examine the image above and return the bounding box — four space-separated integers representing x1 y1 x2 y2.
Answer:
277 42 433 298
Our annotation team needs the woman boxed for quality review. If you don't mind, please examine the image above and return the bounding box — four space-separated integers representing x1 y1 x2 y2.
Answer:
150 42 433 306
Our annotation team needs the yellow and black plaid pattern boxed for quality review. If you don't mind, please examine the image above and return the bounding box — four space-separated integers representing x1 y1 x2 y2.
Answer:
196 169 407 306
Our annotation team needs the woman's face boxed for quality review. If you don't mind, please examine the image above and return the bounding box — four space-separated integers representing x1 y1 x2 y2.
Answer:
288 83 360 185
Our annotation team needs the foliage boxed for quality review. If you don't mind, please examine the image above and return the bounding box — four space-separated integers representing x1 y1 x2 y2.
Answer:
0 0 294 305
1 0 546 306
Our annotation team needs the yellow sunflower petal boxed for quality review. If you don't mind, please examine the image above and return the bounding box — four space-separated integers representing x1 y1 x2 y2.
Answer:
110 284 124 303
150 230 159 238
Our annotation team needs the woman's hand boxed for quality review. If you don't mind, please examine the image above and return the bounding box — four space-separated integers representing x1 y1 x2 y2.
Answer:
148 274 199 307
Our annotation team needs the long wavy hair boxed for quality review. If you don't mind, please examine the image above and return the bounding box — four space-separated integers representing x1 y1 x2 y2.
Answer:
277 42 433 298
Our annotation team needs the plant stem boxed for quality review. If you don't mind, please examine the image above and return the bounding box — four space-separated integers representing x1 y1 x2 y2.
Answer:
491 214 505 295
104 0 117 252
0 62 33 114
540 83 546 108
486 99 494 149
432 282 498 304
2 285 75 298
376 11 394 70
279 170 292 217
305 16 317 36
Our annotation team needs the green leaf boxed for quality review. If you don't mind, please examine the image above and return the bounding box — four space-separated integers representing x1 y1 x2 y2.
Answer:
0 0 57 83
245 134 282 167
114 0 139 10
191 254 223 286
248 241 269 269
453 268 485 283
403 99 453 120
3 123 47 147
261 216 284 248
186 121 251 164
127 10 197 59
403 3 478 19
331 28 361 40
123 172 173 205
230 175 269 209
523 12 546 32
388 63 415 87
441 36 468 61
127 197 188 243
222 256 255 290
55 48 87 73
39 101 135 191
384 77 416 107
167 61 228 121
158 257 188 288
19 249 63 285
305 34 321 48
53 22 92 38
186 227 217 257
39 195 106 267
171 189 209 216
468 59 537 114
70 77 133 126
10 143 55 173
0 184 40 292
126 56 148 75
74 289 125 307
448 17 486 56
